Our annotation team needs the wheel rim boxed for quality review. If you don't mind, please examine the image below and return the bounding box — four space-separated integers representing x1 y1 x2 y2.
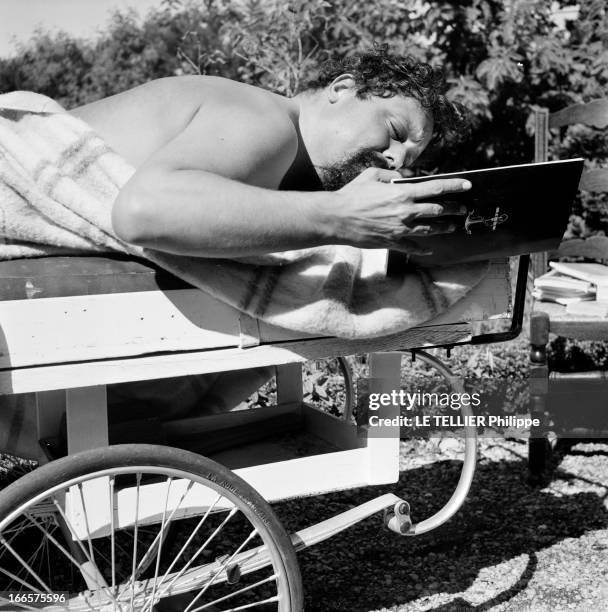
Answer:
0 464 293 612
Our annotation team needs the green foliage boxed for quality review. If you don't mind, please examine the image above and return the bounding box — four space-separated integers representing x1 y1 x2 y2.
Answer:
4 30 94 107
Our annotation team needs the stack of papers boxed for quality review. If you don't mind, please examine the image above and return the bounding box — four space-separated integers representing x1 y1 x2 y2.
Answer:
533 269 596 305
534 262 608 316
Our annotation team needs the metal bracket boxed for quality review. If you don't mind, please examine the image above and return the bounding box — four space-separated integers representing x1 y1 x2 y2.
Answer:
384 500 413 535
216 555 241 584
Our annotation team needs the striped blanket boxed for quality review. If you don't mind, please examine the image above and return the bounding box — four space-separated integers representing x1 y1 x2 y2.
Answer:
0 92 489 339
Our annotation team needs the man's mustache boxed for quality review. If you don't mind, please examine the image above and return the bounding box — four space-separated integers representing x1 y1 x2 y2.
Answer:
316 150 390 191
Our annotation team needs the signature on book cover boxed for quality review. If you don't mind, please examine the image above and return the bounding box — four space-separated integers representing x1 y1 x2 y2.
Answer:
464 207 509 234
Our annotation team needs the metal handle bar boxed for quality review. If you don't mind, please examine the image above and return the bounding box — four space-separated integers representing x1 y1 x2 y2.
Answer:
399 349 477 535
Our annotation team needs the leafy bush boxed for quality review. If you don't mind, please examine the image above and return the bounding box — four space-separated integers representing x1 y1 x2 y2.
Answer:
2 1 606 170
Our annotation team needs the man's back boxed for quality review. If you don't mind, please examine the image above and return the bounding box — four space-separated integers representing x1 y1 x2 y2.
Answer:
69 76 299 186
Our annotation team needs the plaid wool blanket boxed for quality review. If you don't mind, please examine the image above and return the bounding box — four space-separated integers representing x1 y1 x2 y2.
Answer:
0 92 490 339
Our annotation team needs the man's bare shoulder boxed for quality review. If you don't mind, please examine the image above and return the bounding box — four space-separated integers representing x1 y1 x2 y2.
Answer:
71 76 298 180
133 77 300 187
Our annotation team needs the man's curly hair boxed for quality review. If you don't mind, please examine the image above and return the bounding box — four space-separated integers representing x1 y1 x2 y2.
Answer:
307 45 470 143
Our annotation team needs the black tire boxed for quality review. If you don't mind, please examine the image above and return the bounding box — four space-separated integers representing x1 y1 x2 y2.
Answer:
0 444 303 611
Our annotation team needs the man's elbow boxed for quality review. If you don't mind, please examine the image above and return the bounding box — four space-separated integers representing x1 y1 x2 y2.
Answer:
111 180 158 246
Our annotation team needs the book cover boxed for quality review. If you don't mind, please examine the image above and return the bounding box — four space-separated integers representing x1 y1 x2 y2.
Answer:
549 261 608 285
387 159 584 270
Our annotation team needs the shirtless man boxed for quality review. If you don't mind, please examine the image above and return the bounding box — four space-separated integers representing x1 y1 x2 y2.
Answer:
69 47 471 416
71 47 470 258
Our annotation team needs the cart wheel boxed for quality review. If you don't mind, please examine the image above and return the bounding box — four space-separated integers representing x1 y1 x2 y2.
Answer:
0 444 303 612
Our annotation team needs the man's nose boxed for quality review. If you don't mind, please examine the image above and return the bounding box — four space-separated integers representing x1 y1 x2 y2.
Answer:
384 141 409 170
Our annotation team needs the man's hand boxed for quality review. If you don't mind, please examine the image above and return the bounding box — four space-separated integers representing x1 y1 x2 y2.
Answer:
334 168 471 254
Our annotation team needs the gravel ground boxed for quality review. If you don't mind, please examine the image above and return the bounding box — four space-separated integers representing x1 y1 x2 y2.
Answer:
274 437 608 612
2 437 607 611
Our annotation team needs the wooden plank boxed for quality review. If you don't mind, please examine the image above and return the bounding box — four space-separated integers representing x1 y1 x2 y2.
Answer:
0 291 479 370
0 289 246 368
35 390 65 445
71 446 377 538
301 403 365 451
0 258 510 369
162 403 301 438
365 352 401 486
0 324 475 396
533 301 608 340
549 99 608 129
238 447 381 500
0 256 192 300
65 386 108 453
177 413 302 456
276 363 303 407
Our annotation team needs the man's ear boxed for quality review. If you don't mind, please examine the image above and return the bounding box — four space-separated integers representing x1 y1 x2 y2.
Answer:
327 74 356 103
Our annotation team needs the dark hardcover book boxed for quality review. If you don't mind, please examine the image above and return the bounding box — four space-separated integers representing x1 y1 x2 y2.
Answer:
387 158 584 272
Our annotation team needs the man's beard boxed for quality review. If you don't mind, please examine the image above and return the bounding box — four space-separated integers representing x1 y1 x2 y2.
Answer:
315 150 389 191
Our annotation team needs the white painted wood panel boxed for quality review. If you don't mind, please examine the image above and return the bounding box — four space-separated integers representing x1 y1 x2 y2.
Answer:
0 261 509 369
0 325 474 395
67 446 377 539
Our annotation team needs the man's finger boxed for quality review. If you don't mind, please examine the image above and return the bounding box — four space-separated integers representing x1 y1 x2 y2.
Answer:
404 221 458 236
405 178 472 200
409 202 468 217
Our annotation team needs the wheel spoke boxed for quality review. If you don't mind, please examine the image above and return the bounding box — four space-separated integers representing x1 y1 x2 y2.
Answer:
77 484 97 571
1 522 44 590
153 493 224 598
0 534 53 593
184 528 260 612
190 573 277 612
212 595 279 612
21 513 101 610
0 447 300 611
77 481 108 611
0 565 54 605
0 519 46 578
158 504 237 600
134 479 193 581
109 474 117 604
144 476 173 611
129 472 142 611
50 498 120 608
17 535 48 587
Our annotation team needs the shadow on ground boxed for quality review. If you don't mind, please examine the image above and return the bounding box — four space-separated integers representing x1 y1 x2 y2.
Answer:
273 445 608 612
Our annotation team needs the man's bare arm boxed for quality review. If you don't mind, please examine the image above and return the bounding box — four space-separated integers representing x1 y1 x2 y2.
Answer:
114 167 341 256
112 101 342 256
112 102 471 257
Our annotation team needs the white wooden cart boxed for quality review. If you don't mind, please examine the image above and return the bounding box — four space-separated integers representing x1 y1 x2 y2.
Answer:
0 253 527 612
